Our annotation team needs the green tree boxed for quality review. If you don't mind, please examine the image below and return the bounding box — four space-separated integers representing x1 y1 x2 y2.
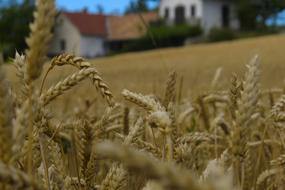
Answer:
231 0 285 30
96 4 104 14
125 0 149 14
235 0 259 30
0 1 34 59
258 0 285 27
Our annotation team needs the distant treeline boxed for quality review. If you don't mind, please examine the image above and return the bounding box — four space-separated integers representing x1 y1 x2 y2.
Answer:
0 0 34 59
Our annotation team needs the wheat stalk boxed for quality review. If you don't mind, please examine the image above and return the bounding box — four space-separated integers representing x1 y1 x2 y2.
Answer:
0 161 43 190
96 141 209 190
0 68 13 164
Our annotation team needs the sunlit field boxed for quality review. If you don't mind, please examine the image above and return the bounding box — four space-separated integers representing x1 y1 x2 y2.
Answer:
5 33 285 99
93 33 285 96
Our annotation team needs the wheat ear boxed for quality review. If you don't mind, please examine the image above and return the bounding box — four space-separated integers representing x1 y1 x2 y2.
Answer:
99 164 128 190
50 53 91 69
40 54 91 93
123 89 173 160
231 55 260 187
163 71 177 107
100 118 144 190
271 94 285 122
40 69 92 105
229 73 240 119
13 52 29 102
40 68 113 106
25 0 56 81
41 54 114 106
122 89 164 113
236 55 260 129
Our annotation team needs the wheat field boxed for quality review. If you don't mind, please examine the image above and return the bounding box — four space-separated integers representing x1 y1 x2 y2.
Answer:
5 32 285 99
2 0 285 190
93 33 285 95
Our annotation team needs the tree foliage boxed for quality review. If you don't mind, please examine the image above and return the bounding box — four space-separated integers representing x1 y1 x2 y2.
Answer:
230 0 285 30
96 4 104 14
0 1 34 59
125 0 149 14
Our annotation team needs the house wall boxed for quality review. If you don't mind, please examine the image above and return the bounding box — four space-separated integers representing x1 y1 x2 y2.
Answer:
159 0 203 25
202 0 239 32
49 14 81 56
80 36 106 58
159 0 240 32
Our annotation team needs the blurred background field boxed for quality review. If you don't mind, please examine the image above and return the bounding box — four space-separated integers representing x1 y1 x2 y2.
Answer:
4 33 285 112
5 33 285 93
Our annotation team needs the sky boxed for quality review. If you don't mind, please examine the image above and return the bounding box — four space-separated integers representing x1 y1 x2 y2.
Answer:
56 0 158 14
267 11 285 26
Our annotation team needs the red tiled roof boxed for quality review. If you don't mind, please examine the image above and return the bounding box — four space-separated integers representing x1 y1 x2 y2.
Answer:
63 12 107 36
108 12 158 41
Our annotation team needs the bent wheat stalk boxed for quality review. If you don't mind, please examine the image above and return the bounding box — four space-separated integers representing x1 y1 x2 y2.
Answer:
40 54 91 94
40 68 114 106
50 54 91 69
41 54 114 106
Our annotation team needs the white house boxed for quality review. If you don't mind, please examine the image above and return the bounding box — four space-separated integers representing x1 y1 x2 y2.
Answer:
159 0 240 32
49 1 241 58
49 11 158 58
49 11 107 58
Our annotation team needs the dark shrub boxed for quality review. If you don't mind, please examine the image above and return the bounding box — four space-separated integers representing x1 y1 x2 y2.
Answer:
208 27 237 42
120 24 203 52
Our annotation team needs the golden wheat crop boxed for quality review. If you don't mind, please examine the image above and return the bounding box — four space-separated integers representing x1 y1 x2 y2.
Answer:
2 0 285 190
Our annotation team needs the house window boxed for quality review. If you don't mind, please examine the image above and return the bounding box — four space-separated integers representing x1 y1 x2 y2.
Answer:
175 5 185 24
222 5 230 28
164 7 169 19
191 5 196 17
60 39 66 51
